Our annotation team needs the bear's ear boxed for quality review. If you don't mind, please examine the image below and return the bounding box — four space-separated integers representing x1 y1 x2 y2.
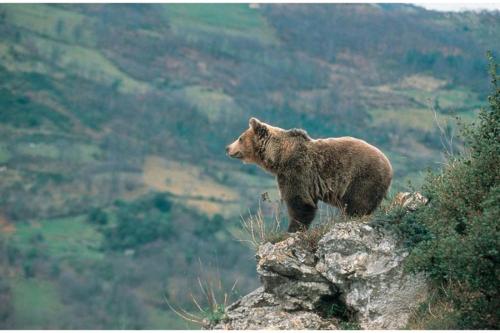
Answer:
249 117 261 128
249 117 268 138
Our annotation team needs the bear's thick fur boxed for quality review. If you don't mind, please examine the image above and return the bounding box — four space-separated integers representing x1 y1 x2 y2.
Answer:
226 118 393 232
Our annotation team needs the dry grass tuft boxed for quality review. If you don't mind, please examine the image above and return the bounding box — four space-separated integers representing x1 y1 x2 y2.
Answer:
164 261 238 327
234 191 391 256
235 198 287 249
235 196 375 251
298 221 334 252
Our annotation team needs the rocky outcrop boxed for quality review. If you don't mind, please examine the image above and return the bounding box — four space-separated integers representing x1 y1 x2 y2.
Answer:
315 222 428 329
212 287 338 330
208 195 429 330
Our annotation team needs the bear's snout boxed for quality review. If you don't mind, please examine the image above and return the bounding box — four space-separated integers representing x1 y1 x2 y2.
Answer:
226 142 243 159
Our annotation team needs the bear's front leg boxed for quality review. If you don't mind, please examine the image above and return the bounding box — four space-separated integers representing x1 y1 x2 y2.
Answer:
285 196 317 232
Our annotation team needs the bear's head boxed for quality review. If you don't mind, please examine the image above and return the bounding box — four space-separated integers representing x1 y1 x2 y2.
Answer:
226 118 311 172
226 117 271 165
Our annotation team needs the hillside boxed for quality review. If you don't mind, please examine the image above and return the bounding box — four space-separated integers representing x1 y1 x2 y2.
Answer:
0 4 499 329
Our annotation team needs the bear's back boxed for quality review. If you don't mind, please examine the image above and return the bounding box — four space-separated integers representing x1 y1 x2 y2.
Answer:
308 136 392 181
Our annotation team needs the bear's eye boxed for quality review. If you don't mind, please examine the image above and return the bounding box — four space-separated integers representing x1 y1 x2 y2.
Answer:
238 137 243 143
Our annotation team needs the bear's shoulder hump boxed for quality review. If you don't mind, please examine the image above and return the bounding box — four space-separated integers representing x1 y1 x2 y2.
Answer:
287 128 311 141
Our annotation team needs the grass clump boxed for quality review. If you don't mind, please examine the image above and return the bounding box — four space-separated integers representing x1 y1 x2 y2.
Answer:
164 262 238 328
237 197 365 251
237 198 339 251
297 222 332 252
236 198 286 249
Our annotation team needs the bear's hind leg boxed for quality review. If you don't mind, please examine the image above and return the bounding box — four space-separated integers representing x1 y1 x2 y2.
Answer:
285 196 317 232
343 181 385 216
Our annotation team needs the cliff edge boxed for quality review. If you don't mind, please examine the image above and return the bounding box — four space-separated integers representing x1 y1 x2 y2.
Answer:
206 193 429 330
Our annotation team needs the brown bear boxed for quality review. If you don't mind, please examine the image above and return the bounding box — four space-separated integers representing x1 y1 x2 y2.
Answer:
226 118 393 232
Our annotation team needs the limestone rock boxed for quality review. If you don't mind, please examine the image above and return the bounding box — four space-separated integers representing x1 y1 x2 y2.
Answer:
206 193 429 330
210 287 338 330
257 233 334 311
316 221 428 329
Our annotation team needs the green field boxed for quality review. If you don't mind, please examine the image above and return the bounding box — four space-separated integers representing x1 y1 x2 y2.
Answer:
27 35 150 93
0 144 10 164
13 215 103 261
11 279 65 329
2 4 96 46
183 85 243 121
163 4 277 43
16 143 59 159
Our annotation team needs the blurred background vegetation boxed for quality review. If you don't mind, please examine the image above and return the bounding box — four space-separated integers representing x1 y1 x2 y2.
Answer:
0 3 498 329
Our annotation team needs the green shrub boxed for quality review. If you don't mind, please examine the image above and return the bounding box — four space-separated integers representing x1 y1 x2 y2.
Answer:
153 193 172 213
88 207 108 225
103 194 174 250
370 203 431 249
405 53 499 329
193 213 224 237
